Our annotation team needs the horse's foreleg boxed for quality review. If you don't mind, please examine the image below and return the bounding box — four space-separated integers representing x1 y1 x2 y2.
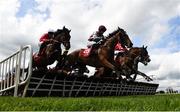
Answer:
121 64 133 80
132 74 137 81
137 71 153 81
99 58 117 71
100 58 124 79
94 67 103 78
132 63 138 81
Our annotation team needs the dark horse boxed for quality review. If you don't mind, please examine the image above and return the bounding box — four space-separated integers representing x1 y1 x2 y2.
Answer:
32 26 71 70
58 27 133 75
94 46 153 81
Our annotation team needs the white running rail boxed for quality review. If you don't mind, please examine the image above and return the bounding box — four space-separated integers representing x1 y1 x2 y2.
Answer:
0 45 33 97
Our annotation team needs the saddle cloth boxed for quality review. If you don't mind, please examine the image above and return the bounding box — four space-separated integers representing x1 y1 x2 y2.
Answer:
33 53 42 65
79 48 92 57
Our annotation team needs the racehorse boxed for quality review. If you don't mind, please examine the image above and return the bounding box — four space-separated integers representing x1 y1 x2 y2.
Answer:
57 27 133 75
94 46 153 81
32 26 71 70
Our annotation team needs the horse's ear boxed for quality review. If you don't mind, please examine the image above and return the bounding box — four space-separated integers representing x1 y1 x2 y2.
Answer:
118 27 120 30
142 45 144 48
145 46 147 49
69 30 71 33
63 26 65 29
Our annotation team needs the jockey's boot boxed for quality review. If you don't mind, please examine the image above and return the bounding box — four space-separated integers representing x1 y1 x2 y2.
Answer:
38 43 47 56
90 44 99 55
38 45 44 56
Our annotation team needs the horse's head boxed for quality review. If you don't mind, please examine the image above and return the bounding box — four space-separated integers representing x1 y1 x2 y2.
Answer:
117 27 133 48
106 27 133 49
54 26 71 50
140 45 151 65
131 46 151 65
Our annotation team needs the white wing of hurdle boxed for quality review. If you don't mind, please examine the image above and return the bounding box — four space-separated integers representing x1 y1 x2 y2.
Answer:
0 45 33 97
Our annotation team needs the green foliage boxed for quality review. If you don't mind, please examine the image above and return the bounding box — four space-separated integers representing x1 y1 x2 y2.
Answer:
0 94 180 111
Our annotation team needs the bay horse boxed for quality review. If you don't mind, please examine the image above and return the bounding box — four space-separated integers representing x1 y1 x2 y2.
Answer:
94 46 153 81
32 26 71 70
58 27 133 75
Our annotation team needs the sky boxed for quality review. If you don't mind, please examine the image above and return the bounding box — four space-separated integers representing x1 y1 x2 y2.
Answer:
0 0 180 91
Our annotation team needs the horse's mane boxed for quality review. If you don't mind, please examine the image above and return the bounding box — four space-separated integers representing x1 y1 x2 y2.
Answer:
129 47 141 52
107 27 126 39
129 46 148 55
54 27 71 38
54 29 63 37
129 47 140 50
129 46 147 50
107 29 119 38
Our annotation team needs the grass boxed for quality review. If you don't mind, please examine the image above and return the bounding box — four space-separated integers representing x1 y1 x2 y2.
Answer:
0 94 180 111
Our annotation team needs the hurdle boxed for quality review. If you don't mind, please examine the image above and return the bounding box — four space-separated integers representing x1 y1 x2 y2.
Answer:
0 45 159 97
25 71 158 97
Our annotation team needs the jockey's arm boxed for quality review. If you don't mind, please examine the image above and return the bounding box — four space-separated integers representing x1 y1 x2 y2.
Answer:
42 39 51 43
93 37 102 42
38 39 50 46
88 33 102 42
91 34 104 42
88 33 96 41
48 39 60 44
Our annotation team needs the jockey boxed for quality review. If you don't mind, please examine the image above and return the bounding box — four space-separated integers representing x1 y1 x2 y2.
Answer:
38 30 55 56
88 25 107 49
115 42 128 57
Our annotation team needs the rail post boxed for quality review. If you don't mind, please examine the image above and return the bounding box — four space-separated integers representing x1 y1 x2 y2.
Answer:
14 46 22 97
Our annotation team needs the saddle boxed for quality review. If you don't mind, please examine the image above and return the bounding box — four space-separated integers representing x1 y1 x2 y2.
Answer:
33 53 43 65
79 43 102 58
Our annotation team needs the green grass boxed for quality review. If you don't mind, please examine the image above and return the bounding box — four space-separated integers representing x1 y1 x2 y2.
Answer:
0 94 180 111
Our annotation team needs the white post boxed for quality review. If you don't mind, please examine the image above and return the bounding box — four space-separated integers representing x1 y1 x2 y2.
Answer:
14 46 22 97
22 46 33 97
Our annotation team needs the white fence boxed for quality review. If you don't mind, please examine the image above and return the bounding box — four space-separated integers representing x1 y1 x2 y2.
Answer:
0 45 33 97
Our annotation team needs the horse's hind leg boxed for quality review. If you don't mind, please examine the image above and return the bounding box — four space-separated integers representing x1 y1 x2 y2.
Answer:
76 64 89 76
93 67 105 78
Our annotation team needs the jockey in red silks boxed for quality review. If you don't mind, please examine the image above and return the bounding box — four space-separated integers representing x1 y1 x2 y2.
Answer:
38 30 54 56
114 42 128 57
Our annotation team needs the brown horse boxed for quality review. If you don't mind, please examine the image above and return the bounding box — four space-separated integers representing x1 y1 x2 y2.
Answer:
32 26 71 70
58 27 133 75
94 46 153 81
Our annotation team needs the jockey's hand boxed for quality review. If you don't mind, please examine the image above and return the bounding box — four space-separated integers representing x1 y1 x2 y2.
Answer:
88 38 93 41
103 36 108 40
50 39 59 44
48 39 54 43
63 50 68 56
44 39 50 43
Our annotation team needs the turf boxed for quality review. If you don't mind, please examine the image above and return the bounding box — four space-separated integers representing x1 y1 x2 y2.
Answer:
0 94 180 111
